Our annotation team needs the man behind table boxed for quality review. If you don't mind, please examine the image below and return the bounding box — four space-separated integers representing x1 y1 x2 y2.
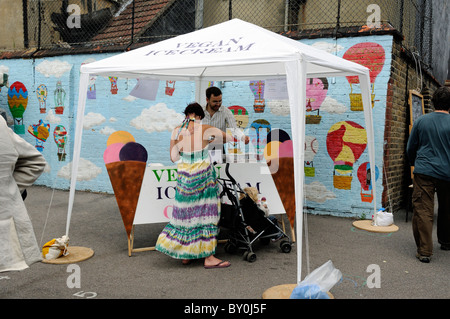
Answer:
203 86 249 151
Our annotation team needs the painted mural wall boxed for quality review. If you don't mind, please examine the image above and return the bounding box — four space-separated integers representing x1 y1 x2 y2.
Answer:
0 34 392 217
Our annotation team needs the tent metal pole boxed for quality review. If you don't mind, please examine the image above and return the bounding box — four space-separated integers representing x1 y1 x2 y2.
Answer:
285 57 306 284
66 72 89 237
359 73 377 217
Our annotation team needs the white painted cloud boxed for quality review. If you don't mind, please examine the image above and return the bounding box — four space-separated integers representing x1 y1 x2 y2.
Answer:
109 117 118 123
100 126 116 135
43 162 51 173
122 95 137 102
83 112 106 129
0 65 9 74
305 181 336 203
36 60 73 78
57 158 102 181
45 109 61 124
266 99 290 116
130 103 184 133
320 96 347 114
311 41 344 53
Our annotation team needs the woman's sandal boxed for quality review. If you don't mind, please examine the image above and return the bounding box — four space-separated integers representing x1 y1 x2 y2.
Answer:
204 260 231 269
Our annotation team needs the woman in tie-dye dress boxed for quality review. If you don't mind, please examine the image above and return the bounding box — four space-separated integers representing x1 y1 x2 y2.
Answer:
156 103 232 269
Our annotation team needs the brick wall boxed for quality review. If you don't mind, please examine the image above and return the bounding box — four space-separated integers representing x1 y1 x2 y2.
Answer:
384 39 441 212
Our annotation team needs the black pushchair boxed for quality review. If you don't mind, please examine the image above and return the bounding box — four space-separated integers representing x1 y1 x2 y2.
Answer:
217 163 292 262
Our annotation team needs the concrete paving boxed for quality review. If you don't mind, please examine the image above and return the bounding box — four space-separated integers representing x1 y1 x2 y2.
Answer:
1 185 449 301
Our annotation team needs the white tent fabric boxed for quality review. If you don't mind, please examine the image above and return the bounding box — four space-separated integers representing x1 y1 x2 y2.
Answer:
73 19 376 283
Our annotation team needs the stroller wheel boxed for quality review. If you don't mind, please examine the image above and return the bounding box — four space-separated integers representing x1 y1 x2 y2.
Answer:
280 241 292 253
224 241 237 254
244 251 257 263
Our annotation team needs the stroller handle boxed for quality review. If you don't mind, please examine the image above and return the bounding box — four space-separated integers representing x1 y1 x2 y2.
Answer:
225 163 237 184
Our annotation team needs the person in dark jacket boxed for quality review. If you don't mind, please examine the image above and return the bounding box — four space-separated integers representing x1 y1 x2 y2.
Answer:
406 86 450 263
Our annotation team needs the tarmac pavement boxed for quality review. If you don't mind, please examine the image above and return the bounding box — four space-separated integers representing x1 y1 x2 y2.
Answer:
1 185 449 301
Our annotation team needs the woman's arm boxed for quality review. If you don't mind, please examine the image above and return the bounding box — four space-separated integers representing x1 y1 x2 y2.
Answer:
203 125 235 143
169 127 181 162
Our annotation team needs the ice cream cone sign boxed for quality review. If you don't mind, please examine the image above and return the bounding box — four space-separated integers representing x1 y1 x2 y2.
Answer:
104 131 148 243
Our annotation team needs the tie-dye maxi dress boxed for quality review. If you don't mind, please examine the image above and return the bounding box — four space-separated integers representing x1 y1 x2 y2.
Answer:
155 146 220 259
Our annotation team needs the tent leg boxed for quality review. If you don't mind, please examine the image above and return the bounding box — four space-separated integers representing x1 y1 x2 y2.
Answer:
290 222 296 243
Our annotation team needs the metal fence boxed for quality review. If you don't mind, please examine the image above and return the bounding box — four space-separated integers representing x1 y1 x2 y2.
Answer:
23 0 434 66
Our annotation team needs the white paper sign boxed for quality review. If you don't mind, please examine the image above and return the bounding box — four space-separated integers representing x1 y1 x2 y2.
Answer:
264 77 289 100
134 162 285 225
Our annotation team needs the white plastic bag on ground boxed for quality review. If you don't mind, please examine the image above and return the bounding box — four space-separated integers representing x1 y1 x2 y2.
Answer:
290 260 342 299
42 235 69 260
372 208 394 227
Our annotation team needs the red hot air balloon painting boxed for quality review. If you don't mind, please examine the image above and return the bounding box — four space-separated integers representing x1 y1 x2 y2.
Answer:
326 121 367 190
7 81 28 134
306 78 328 124
357 162 379 203
343 42 385 111
28 120 50 152
165 81 175 96
250 80 265 113
109 76 118 94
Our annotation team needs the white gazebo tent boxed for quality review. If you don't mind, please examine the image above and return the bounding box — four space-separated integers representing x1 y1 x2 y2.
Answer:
72 19 376 283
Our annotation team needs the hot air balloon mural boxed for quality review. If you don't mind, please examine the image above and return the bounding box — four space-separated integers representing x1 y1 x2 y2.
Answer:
109 76 118 94
54 81 66 114
54 125 67 161
7 81 28 134
304 136 319 177
343 42 385 111
250 80 265 113
87 75 97 99
82 59 97 99
165 80 175 96
326 121 367 190
249 119 271 161
357 162 379 203
306 78 328 124
27 120 50 151
228 105 249 129
36 84 48 113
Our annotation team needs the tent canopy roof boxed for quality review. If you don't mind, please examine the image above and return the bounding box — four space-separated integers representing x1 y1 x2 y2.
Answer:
80 19 369 81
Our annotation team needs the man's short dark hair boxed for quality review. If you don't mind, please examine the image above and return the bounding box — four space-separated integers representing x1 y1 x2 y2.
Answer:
432 86 450 111
206 86 222 99
183 102 205 119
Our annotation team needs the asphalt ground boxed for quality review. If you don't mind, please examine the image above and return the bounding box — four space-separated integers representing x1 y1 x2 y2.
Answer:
1 186 449 309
